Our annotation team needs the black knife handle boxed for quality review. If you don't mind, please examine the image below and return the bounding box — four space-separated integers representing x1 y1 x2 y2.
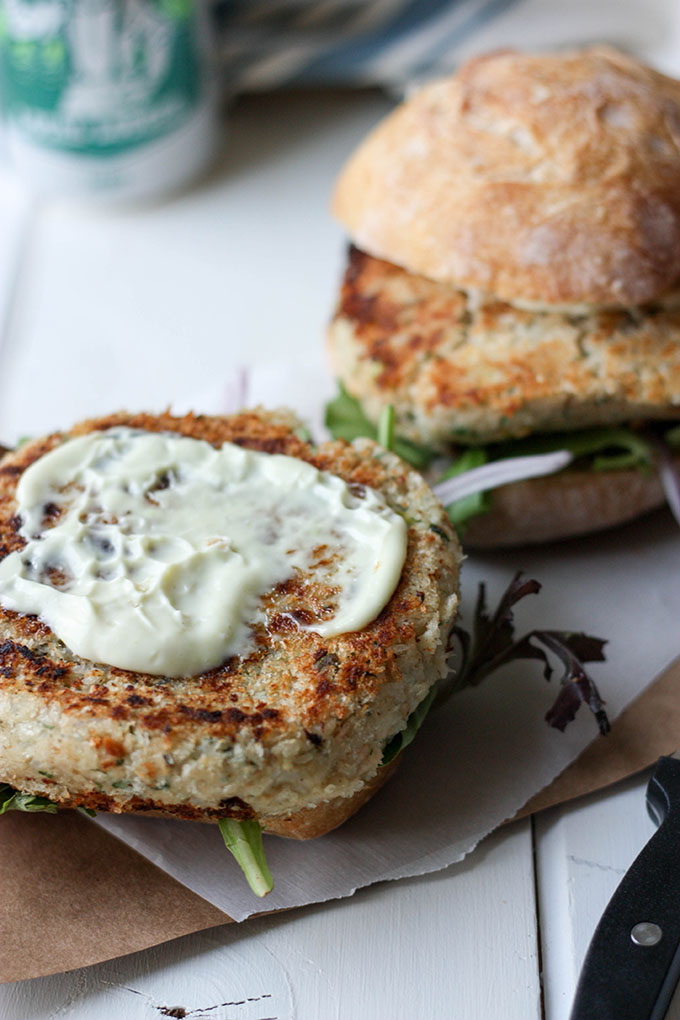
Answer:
570 757 680 1020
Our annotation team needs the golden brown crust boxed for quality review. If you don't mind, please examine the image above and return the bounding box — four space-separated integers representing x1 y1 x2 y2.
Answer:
463 459 676 547
0 410 454 739
0 412 460 835
333 47 680 308
329 248 680 444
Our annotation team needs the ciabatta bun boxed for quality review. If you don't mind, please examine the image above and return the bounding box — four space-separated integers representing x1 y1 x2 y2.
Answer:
329 48 680 546
333 47 680 310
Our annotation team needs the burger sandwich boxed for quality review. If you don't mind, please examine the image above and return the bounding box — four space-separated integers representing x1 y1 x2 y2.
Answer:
327 47 680 546
0 409 461 894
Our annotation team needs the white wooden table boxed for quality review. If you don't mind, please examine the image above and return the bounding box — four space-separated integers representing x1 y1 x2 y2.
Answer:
0 89 675 1020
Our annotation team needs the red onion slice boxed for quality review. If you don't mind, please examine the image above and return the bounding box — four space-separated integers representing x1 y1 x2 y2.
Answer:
220 366 250 414
433 450 574 505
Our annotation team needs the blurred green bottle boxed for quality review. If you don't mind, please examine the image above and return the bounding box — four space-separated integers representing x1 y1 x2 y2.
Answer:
0 0 219 201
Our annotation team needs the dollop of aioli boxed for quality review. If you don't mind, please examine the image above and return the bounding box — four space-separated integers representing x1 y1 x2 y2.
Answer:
0 429 407 677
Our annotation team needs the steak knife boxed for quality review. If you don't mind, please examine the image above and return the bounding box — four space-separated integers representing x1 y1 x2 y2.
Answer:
570 753 680 1020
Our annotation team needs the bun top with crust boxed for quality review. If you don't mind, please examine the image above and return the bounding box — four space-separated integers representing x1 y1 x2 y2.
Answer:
333 47 680 309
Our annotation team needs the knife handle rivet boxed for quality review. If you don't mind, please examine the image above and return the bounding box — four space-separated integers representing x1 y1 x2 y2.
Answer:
631 922 663 946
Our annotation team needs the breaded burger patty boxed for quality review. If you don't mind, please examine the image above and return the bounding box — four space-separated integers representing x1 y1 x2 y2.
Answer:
0 410 460 836
328 49 680 546
329 247 680 446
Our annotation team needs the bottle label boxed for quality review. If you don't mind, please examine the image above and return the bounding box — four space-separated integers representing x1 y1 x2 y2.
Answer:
0 0 205 156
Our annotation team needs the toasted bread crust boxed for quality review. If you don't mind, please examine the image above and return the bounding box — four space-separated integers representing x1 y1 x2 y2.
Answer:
329 247 680 444
0 411 460 835
333 48 680 308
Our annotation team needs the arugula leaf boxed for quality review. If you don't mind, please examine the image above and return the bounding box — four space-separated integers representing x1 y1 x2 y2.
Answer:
325 384 375 443
377 405 395 451
326 388 664 533
0 782 95 816
664 424 680 447
452 574 543 687
491 427 654 472
538 632 611 734
326 386 656 478
565 428 652 472
392 436 436 471
437 427 657 528
325 385 434 469
429 524 450 542
218 818 273 897
448 572 610 735
380 573 609 769
381 686 437 766
0 780 273 895
439 447 493 529
0 783 58 814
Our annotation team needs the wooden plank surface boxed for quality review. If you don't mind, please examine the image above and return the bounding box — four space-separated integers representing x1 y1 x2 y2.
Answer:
0 821 541 1020
535 772 680 1020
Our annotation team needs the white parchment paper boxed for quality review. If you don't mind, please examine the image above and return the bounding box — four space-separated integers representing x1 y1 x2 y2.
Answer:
92 366 680 921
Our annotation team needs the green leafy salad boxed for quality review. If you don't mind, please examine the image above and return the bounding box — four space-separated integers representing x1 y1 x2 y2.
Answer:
326 384 680 529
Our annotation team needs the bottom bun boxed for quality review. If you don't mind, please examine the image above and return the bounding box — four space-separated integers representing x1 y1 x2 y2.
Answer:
261 758 400 839
463 461 675 548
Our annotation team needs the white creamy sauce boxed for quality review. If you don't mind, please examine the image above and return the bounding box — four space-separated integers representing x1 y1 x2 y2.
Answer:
0 429 407 677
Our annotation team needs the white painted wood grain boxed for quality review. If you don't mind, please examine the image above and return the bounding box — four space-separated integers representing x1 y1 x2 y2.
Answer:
0 820 541 1020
